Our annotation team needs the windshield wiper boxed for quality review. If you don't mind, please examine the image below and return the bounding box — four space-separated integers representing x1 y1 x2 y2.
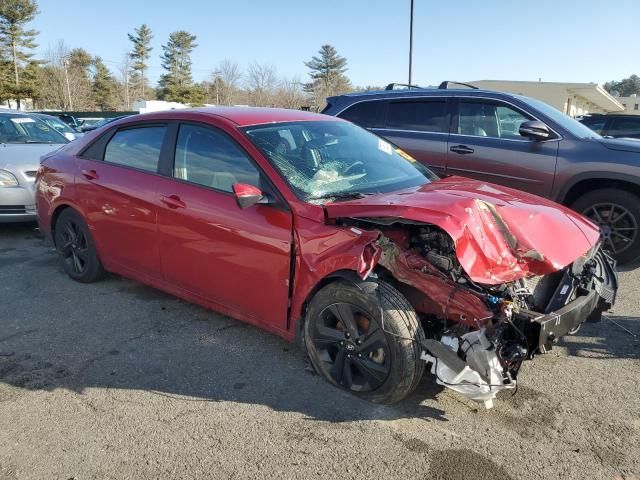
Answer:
309 191 375 202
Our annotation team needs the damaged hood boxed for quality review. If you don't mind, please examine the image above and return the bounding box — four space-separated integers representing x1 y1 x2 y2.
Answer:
324 176 600 284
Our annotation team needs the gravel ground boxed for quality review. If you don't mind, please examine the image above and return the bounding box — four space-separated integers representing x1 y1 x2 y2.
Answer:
0 222 638 480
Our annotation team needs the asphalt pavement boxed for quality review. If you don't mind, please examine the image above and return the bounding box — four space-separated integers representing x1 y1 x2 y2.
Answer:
0 222 638 479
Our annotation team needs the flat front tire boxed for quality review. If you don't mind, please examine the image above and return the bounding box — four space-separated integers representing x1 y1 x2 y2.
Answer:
304 280 425 404
54 209 105 283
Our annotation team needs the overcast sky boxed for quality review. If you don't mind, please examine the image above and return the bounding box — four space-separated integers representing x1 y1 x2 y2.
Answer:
32 0 640 87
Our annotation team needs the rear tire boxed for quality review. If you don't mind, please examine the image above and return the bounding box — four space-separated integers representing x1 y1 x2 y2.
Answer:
304 280 425 404
572 188 640 265
54 209 105 283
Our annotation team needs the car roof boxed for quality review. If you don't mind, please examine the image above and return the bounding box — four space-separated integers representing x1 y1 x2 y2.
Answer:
327 87 520 105
581 113 640 119
190 107 337 127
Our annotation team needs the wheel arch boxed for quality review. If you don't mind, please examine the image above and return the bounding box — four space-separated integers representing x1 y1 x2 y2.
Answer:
558 173 640 206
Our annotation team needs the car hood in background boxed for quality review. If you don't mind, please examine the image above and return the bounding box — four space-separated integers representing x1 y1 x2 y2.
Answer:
324 176 600 284
598 137 640 153
0 143 64 172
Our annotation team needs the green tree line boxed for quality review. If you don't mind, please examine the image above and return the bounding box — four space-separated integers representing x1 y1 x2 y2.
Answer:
0 0 355 111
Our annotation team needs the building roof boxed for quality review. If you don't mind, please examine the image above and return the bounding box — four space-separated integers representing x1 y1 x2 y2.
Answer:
470 80 624 112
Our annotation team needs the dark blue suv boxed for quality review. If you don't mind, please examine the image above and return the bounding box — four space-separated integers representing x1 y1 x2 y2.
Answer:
322 82 640 264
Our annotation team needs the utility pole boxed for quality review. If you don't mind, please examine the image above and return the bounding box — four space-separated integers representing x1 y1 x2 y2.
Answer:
409 0 414 85
62 56 73 111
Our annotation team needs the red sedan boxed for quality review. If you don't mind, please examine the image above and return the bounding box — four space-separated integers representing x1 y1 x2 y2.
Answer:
36 108 617 408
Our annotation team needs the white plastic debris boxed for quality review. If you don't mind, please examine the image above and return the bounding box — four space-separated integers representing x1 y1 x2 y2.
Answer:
420 329 515 409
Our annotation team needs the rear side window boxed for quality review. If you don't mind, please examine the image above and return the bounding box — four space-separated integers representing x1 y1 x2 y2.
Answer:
338 101 381 128
385 101 448 133
104 126 166 172
174 124 261 192
608 118 640 138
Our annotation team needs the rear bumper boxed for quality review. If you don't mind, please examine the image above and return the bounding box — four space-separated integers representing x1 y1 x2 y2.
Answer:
520 247 618 351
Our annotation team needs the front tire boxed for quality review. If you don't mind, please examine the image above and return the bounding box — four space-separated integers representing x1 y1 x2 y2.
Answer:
304 280 425 404
572 188 640 265
54 209 105 283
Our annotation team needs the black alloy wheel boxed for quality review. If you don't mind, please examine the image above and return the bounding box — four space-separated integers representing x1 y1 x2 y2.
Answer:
583 202 638 256
572 188 640 265
54 209 105 283
312 302 391 392
304 281 425 404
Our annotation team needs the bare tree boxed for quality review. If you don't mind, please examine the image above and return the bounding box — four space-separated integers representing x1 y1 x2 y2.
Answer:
274 76 305 109
246 62 277 107
117 50 132 110
217 58 241 105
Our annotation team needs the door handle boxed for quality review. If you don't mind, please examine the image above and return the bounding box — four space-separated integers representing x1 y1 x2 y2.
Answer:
160 194 186 209
450 145 475 155
81 169 98 180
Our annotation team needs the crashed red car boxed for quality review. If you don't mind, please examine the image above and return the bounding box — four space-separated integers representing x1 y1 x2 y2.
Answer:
36 108 618 408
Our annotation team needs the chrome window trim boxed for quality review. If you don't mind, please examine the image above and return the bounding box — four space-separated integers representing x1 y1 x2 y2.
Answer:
334 94 563 142
370 127 448 136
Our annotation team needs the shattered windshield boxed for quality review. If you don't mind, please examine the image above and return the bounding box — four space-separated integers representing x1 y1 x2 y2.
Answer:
243 121 436 202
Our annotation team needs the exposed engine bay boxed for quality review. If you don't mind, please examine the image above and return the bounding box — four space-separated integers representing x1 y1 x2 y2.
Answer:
337 218 618 408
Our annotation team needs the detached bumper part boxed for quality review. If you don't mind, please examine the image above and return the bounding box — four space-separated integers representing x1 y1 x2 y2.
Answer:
522 248 618 352
420 330 515 410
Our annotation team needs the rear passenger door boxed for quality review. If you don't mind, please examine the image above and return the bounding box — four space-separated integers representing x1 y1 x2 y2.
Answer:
446 98 559 197
372 99 450 177
339 98 451 177
75 123 169 278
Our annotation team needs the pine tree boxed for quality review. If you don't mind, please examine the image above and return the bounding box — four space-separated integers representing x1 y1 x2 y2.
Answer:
0 0 39 108
92 57 117 111
128 24 153 100
304 44 350 94
158 30 198 103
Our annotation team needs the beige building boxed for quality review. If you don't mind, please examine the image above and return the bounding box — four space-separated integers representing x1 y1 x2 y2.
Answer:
617 95 640 115
469 80 624 117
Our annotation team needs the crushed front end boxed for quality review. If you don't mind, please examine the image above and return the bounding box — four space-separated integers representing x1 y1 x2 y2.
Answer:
340 220 618 409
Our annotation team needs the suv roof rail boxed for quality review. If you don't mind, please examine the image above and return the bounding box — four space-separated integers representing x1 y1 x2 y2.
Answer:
384 83 423 91
438 81 478 90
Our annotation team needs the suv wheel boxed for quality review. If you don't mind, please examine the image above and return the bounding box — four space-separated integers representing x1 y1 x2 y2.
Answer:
572 188 640 264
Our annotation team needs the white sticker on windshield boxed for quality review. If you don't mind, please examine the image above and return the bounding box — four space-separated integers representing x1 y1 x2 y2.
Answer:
378 138 392 155
10 117 35 124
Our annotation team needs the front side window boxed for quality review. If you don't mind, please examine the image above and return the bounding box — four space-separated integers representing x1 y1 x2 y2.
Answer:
386 100 448 133
457 101 532 139
0 114 68 144
338 101 381 128
244 121 436 203
174 124 261 192
104 126 166 172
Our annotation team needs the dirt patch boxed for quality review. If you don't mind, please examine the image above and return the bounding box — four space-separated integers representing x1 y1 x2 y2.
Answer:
0 354 71 391
429 449 513 480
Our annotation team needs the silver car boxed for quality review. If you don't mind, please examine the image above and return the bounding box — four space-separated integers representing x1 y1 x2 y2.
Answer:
0 111 68 222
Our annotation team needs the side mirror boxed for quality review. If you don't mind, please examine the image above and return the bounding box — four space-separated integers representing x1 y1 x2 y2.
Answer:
519 120 551 141
232 183 269 209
